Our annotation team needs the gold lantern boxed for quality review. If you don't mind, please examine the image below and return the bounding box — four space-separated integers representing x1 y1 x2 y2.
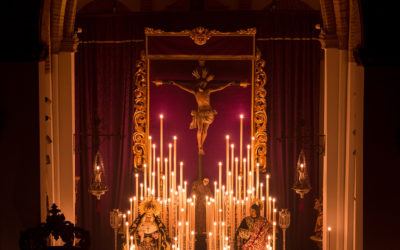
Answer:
292 150 311 198
89 151 108 200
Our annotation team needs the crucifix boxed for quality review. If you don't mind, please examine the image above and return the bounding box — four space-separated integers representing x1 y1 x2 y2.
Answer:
153 60 248 157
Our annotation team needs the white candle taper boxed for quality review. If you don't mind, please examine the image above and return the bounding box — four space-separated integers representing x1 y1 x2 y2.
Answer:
251 137 255 192
160 114 163 176
173 136 177 178
152 144 156 192
168 144 172 192
140 183 143 200
240 114 243 175
135 174 139 201
125 221 129 249
218 162 222 193
226 135 229 191
157 157 160 198
266 174 270 219
231 144 234 195
180 162 183 188
129 199 133 224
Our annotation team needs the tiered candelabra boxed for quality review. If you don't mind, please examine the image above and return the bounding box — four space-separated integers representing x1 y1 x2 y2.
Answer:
111 114 196 250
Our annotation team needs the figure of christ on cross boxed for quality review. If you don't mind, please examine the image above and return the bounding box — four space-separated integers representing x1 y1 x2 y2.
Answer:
153 60 248 155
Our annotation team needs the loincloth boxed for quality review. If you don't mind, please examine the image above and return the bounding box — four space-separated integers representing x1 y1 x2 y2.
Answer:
190 109 217 129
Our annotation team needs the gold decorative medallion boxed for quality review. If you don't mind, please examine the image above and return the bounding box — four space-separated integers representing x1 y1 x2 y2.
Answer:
133 51 148 171
188 27 212 45
253 48 268 172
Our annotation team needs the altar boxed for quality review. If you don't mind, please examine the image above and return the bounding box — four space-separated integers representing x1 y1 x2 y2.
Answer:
75 11 321 250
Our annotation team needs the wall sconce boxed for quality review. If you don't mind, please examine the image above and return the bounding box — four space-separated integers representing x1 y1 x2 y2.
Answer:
292 150 311 198
89 151 108 200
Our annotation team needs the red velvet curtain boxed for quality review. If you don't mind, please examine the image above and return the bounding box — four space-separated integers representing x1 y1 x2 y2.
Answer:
75 17 143 250
75 11 320 250
259 39 321 250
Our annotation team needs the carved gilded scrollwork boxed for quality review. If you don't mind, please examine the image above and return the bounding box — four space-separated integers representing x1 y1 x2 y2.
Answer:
254 48 268 172
188 27 212 45
144 27 257 46
133 51 147 171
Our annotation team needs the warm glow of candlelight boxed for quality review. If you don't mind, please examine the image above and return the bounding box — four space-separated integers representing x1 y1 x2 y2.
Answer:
328 226 332 231
240 114 244 119
160 114 164 119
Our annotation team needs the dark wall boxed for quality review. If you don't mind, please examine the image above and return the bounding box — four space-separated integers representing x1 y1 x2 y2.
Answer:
0 1 42 249
0 62 41 249
361 0 400 249
364 66 400 249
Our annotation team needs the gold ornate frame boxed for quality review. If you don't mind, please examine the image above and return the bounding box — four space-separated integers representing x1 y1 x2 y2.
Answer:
133 27 267 172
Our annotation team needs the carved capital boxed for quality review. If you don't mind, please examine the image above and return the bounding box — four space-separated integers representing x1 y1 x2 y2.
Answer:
318 28 339 49
60 32 79 53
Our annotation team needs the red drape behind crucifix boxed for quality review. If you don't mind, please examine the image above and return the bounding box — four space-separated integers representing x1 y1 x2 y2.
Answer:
146 29 255 184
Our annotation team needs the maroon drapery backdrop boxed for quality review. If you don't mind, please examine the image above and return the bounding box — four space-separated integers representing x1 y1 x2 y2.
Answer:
75 17 143 250
76 11 320 250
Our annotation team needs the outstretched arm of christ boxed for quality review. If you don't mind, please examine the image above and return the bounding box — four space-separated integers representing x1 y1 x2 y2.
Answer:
153 80 195 94
209 81 249 93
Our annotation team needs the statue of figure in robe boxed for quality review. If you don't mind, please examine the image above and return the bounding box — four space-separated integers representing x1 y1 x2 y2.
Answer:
154 60 247 155
235 202 271 250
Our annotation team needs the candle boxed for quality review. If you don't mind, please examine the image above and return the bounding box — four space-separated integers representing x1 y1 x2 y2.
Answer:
148 135 152 193
261 196 265 217
235 157 239 200
157 158 160 198
152 144 156 191
164 158 168 199
130 236 134 249
266 175 270 219
268 196 272 221
180 162 183 188
125 221 130 249
272 221 276 250
129 198 133 223
173 136 177 178
247 144 250 191
218 162 222 193
226 135 230 191
127 210 131 225
140 183 143 200
231 144 234 196
160 114 163 176
240 114 243 174
268 235 271 248
135 174 139 201
327 226 332 250
251 137 255 191
133 196 137 219
273 198 276 220
152 172 155 197
256 163 259 199
169 143 172 192
143 164 147 198
243 158 247 207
